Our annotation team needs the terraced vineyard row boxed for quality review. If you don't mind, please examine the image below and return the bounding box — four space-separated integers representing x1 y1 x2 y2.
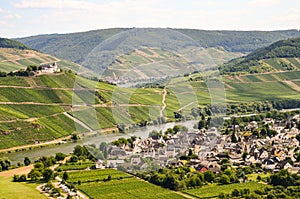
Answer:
66 169 185 199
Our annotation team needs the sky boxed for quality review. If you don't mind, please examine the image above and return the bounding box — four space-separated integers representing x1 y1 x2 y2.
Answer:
0 0 299 38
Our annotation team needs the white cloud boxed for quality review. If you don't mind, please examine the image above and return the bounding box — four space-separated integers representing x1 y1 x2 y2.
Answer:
3 13 21 19
0 8 4 13
2 0 298 38
249 0 281 7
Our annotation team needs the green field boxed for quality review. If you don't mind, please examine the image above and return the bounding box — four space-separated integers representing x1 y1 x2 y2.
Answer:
0 176 47 199
57 161 95 171
183 181 270 198
67 169 186 199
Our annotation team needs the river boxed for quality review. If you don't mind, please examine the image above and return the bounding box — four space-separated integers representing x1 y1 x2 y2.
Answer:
1 120 198 164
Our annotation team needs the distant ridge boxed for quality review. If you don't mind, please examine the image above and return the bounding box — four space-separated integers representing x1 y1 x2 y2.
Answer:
17 28 300 65
0 38 31 50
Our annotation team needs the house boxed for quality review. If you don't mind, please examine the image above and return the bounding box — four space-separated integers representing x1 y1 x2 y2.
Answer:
195 164 208 173
39 62 60 73
106 159 124 168
131 157 142 165
208 166 221 174
263 118 275 124
259 150 269 160
275 160 292 170
107 146 127 159
95 159 104 169
246 121 258 131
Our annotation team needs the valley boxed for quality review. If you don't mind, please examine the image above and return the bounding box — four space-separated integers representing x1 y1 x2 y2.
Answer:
1 28 300 199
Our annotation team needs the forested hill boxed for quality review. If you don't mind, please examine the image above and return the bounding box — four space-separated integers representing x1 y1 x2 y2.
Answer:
17 28 300 65
220 37 300 74
175 29 300 53
0 38 31 50
243 37 300 61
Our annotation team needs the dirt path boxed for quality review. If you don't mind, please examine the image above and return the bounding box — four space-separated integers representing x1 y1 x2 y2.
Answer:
160 87 167 117
176 191 196 199
0 165 33 177
224 82 234 89
177 101 196 112
0 101 69 106
235 75 245 83
0 85 94 90
63 112 93 132
55 176 89 199
0 136 71 153
284 80 300 92
0 125 118 154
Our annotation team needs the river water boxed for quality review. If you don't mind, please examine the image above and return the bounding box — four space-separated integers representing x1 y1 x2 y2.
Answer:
1 120 198 164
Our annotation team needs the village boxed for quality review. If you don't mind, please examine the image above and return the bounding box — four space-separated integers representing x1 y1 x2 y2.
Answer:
98 113 300 175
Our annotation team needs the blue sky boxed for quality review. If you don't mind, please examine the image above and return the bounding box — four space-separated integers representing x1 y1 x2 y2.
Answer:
0 0 299 38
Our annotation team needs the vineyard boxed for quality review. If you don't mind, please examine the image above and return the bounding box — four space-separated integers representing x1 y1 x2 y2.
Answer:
183 181 270 198
1 66 300 149
66 169 185 199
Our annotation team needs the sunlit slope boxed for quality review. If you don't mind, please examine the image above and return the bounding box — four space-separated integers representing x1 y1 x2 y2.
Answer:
0 73 164 149
0 48 88 74
104 47 242 81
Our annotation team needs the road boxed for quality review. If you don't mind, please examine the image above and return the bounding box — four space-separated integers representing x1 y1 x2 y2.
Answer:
160 86 167 117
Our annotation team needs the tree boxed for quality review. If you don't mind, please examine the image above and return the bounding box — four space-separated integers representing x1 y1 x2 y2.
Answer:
231 132 238 143
24 157 31 166
0 157 11 171
70 155 78 163
163 174 177 190
34 162 44 172
13 175 20 182
149 130 161 139
62 171 69 181
19 174 27 182
28 169 42 181
164 128 174 135
71 133 79 141
296 134 300 142
173 125 181 134
242 152 248 161
219 174 230 184
198 120 206 129
204 170 215 183
220 158 230 165
188 149 193 156
55 153 67 161
37 156 56 167
73 145 88 157
42 168 54 182
51 188 61 197
270 169 296 187
232 189 240 197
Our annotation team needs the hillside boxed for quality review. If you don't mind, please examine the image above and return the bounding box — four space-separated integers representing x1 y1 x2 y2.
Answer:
16 28 128 64
103 47 242 82
0 72 167 150
0 47 90 74
1 66 300 150
220 37 300 73
16 28 300 74
0 38 31 50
